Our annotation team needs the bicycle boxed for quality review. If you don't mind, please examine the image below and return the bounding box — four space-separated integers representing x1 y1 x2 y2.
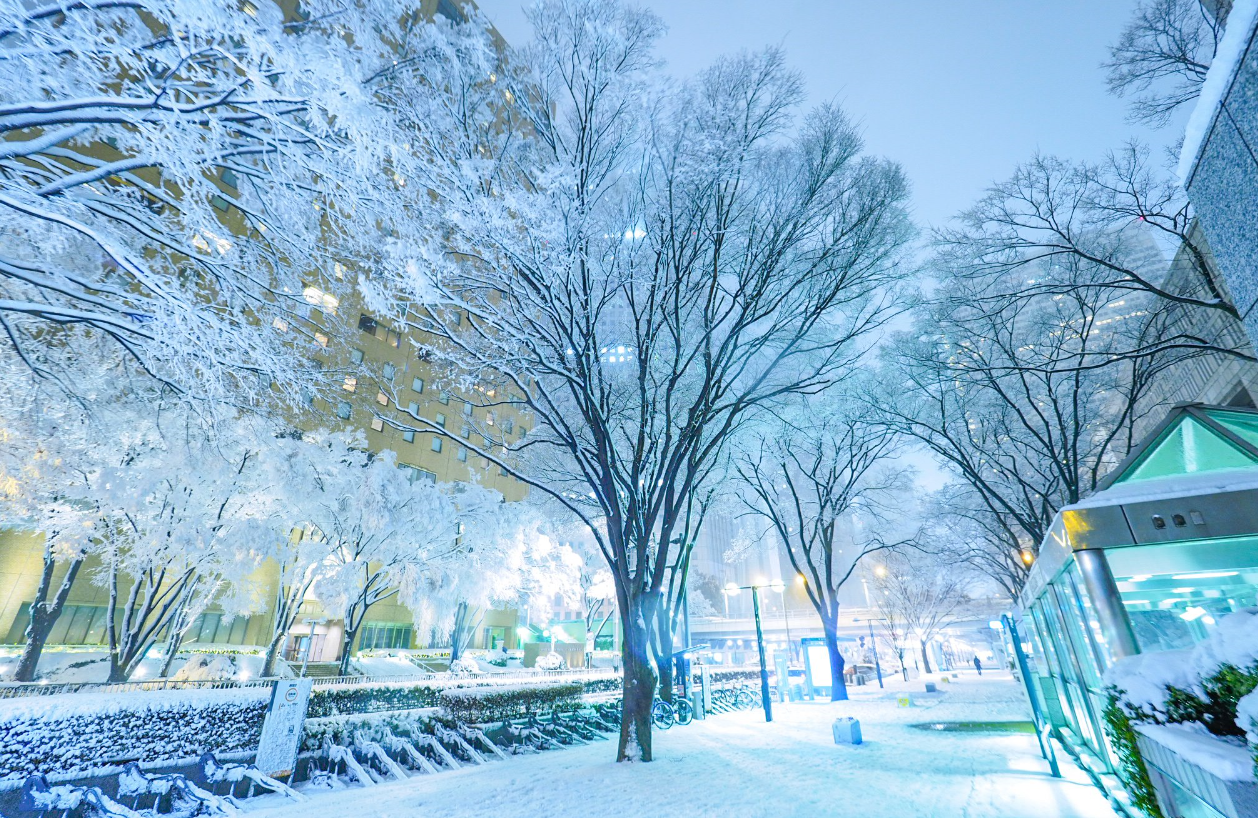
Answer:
650 686 695 729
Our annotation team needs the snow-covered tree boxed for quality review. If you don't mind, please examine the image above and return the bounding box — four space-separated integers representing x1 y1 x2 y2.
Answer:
1105 0 1224 126
0 0 419 405
735 396 911 701
871 553 968 675
364 1 912 761
91 416 278 682
309 450 505 676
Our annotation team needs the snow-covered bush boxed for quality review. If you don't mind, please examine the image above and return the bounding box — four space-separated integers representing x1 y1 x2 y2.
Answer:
485 649 509 668
306 681 445 718
438 682 583 724
448 658 482 677
1102 608 1258 812
0 689 267 782
535 652 565 671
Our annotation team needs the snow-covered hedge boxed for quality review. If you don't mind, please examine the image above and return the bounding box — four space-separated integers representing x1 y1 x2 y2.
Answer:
1103 608 1258 811
535 652 565 671
307 680 445 718
438 682 583 724
0 688 268 783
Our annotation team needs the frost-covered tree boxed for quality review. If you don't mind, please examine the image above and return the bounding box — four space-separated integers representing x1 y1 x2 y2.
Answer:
0 0 417 404
735 397 911 701
934 149 1251 367
309 450 505 676
366 1 911 761
91 417 278 682
871 553 968 675
1104 0 1224 126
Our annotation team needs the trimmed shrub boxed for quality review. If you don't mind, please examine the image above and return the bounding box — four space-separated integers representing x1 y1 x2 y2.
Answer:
307 681 444 718
0 689 268 783
1102 693 1165 818
438 683 583 724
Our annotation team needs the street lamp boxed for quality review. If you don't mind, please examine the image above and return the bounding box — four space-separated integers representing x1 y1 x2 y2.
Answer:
724 581 777 723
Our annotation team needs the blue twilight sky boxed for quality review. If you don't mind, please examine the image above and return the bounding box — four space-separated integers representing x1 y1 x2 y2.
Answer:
474 0 1184 233
473 0 1187 491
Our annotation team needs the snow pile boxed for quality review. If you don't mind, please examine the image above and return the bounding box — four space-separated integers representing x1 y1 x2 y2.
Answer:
448 658 482 677
171 654 238 682
1104 649 1196 713
535 652 565 671
1186 607 1258 681
1179 0 1258 184
1136 722 1255 781
352 655 428 678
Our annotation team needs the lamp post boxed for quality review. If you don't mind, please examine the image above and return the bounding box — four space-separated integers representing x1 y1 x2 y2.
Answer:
852 617 884 689
724 581 776 722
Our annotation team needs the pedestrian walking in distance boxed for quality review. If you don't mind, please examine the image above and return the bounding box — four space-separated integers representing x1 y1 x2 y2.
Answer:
973 656 983 675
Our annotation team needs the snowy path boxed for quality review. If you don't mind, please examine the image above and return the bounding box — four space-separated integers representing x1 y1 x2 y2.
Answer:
248 671 1116 818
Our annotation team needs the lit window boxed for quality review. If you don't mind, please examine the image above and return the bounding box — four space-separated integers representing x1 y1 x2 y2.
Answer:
337 401 352 420
431 438 443 453
271 317 288 332
376 391 388 406
371 417 384 432
412 377 425 393
315 333 329 348
342 376 357 392
351 348 364 364
303 286 338 314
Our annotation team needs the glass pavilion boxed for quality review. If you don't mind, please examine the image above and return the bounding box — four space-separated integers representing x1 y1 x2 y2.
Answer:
1013 404 1258 770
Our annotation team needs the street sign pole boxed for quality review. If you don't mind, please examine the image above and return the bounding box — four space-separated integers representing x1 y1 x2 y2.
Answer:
752 586 773 722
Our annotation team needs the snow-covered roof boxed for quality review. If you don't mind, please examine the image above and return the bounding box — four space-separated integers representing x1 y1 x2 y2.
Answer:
1065 467 1258 510
1178 0 1258 186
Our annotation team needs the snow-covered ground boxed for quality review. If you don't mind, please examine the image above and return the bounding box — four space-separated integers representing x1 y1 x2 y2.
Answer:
246 670 1117 818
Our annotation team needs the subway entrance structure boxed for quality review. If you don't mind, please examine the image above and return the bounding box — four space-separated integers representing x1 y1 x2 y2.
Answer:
1013 403 1258 814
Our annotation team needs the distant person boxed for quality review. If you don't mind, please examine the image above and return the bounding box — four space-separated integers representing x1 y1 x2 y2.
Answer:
973 656 983 675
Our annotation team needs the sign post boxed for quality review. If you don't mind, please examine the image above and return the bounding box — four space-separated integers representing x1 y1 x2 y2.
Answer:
255 679 313 781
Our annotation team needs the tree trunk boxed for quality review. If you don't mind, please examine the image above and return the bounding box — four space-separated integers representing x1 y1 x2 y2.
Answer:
617 598 658 762
920 639 933 674
823 623 848 702
650 602 675 703
338 627 358 677
12 556 82 682
261 630 286 678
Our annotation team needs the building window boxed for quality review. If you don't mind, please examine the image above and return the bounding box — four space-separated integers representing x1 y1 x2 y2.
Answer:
303 286 338 314
518 426 528 437
337 401 352 419
461 425 472 439
439 391 451 405
385 328 402 348
403 430 415 444
499 466 508 477
358 313 378 335
271 317 288 332
412 377 425 393
342 376 357 392
399 463 437 484
463 402 473 417
407 400 420 416
431 437 443 453
452 310 462 326
359 622 413 650
376 391 389 406
457 447 468 462
382 363 396 381
350 348 364 364
435 413 447 428
315 333 329 348
501 418 514 434
371 417 384 432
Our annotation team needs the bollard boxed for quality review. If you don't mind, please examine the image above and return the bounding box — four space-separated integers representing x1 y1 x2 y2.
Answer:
832 717 862 745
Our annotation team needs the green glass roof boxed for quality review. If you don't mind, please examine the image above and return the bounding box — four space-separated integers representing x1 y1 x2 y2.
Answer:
1114 408 1258 484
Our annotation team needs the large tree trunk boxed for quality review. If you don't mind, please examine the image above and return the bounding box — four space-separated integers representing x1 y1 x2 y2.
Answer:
920 639 933 674
649 602 675 703
823 622 848 702
338 627 358 677
261 630 287 678
617 597 658 762
12 555 82 682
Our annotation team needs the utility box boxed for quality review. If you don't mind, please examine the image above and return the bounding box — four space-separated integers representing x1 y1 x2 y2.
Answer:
924 682 937 693
832 717 862 745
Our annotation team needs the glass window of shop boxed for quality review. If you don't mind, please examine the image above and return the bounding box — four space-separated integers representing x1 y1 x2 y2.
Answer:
1037 576 1109 762
1108 534 1258 652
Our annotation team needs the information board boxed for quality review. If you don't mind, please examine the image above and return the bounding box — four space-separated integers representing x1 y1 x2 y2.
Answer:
254 679 313 780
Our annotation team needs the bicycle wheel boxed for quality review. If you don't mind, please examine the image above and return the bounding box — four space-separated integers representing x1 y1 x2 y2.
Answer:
674 698 694 726
651 700 675 731
734 689 756 709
